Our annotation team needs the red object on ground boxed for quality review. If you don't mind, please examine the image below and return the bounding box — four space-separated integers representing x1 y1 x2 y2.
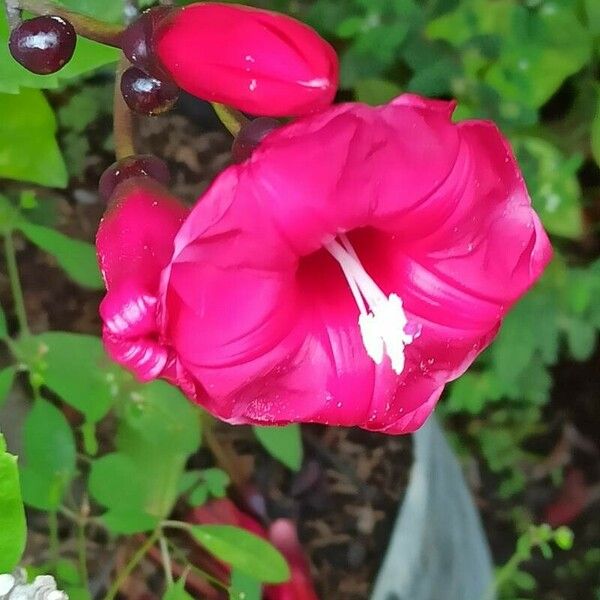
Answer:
544 468 589 526
188 499 319 599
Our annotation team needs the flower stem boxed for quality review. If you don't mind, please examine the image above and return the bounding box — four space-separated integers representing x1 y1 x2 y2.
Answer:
3 232 29 337
159 535 173 586
161 520 190 531
77 501 90 590
103 529 160 600
17 0 124 46
48 509 60 572
202 415 246 490
113 55 136 160
211 103 249 136
167 540 229 591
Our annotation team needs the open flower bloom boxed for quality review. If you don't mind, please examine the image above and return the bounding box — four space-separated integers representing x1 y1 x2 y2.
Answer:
97 94 552 434
150 2 338 116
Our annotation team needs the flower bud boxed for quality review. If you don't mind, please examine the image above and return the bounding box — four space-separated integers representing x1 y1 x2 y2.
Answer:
150 2 339 116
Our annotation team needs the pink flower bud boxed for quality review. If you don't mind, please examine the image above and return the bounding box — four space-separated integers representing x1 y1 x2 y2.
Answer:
153 3 338 116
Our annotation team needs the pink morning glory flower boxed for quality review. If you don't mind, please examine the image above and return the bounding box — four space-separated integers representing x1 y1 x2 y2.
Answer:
97 94 552 434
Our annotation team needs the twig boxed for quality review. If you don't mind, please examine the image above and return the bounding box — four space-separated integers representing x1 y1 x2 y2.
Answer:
3 232 29 337
159 535 173 586
103 529 160 600
17 0 123 46
113 55 136 160
146 543 220 598
48 510 60 572
77 496 90 591
167 540 229 592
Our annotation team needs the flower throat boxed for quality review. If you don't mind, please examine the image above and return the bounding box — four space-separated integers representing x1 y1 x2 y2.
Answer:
324 234 415 375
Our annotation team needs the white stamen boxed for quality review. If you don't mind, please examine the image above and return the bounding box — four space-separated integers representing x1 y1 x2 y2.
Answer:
324 236 414 375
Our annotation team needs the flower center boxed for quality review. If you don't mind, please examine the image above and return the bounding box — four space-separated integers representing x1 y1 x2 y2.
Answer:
324 234 415 375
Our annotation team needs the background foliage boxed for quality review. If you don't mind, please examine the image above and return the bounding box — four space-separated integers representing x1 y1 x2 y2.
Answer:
0 0 599 598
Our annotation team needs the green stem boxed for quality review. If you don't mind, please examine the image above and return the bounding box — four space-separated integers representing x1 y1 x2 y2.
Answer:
159 535 173 586
17 0 123 46
48 510 60 571
211 103 249 136
161 520 190 531
482 551 526 600
167 541 229 591
4 232 29 337
202 413 246 491
77 513 89 590
114 55 136 160
103 529 160 600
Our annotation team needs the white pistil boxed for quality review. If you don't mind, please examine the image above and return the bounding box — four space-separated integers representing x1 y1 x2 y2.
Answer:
324 235 414 375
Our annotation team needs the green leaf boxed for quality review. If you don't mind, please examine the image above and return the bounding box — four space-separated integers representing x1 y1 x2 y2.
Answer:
426 0 513 46
253 425 303 471
584 0 600 35
591 92 600 169
0 434 26 572
33 332 117 423
554 526 574 551
56 558 81 585
178 470 202 495
332 1 418 88
0 304 7 337
565 317 597 361
20 399 76 510
89 380 201 534
0 366 16 410
186 468 230 506
0 194 21 234
18 221 103 288
189 484 209 507
190 525 290 584
57 84 113 177
80 421 99 456
163 579 195 600
0 89 67 187
485 4 592 109
0 11 118 94
229 570 261 600
512 569 536 591
121 380 201 454
57 0 124 23
444 371 502 415
203 468 230 497
491 282 560 387
354 78 402 105
55 557 93 600
514 137 583 239
88 452 161 534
